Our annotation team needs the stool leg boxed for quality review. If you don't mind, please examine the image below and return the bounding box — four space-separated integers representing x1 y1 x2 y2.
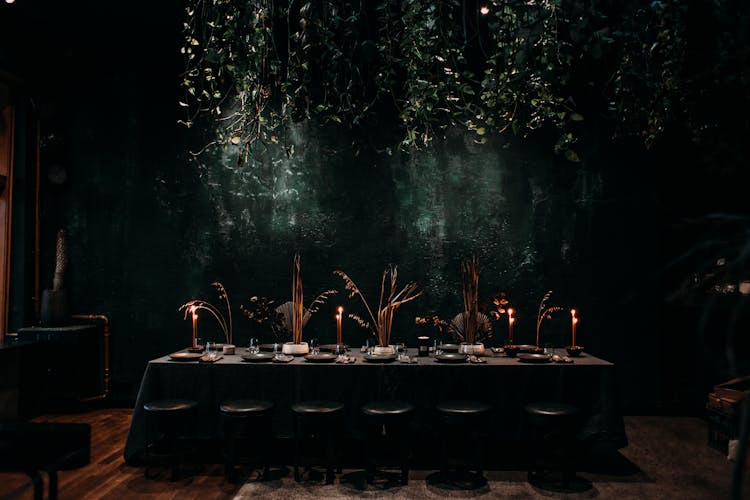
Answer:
325 429 335 484
47 470 58 500
27 471 43 500
294 416 301 482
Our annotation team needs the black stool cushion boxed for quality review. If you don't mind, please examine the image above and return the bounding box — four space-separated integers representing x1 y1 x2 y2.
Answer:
220 399 274 415
436 400 490 415
524 402 579 418
291 400 344 414
362 401 415 416
144 399 198 413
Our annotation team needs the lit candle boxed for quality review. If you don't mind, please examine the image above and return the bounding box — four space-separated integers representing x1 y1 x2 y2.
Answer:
571 309 578 346
507 308 515 344
336 306 343 345
191 306 198 348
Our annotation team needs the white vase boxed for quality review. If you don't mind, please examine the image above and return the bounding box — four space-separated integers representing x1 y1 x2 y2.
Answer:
459 342 485 355
373 345 395 355
282 342 309 355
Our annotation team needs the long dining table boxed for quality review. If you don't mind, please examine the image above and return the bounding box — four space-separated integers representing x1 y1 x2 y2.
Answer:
123 347 627 466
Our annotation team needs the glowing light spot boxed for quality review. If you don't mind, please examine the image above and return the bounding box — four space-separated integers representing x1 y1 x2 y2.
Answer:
480 5 490 15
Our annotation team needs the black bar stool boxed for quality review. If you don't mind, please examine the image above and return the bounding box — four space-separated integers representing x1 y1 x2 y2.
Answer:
435 400 490 478
219 399 275 482
143 398 198 480
361 400 415 485
291 400 345 484
524 401 581 489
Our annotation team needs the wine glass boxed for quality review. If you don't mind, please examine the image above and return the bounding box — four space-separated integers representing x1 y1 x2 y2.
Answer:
310 338 319 355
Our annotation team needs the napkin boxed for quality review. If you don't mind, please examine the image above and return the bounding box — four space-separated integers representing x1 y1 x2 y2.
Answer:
335 356 356 364
272 354 294 363
468 355 486 364
199 354 223 363
551 354 574 363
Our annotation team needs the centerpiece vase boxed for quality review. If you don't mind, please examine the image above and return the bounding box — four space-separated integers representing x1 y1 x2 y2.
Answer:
459 342 485 356
373 345 395 355
282 341 309 355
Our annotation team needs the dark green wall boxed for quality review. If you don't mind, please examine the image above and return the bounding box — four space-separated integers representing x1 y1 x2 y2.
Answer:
3 1 721 414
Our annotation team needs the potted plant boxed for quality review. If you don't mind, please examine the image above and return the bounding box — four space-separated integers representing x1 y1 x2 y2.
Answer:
335 265 422 354
243 253 336 355
454 256 491 355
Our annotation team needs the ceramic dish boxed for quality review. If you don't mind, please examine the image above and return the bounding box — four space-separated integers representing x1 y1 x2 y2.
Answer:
304 353 338 363
439 343 460 352
434 353 468 363
517 353 552 363
169 352 203 361
362 353 397 363
240 352 275 362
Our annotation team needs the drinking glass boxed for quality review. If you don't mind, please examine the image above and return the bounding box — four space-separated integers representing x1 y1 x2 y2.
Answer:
272 342 281 359
310 338 319 355
396 342 406 360
335 344 347 360
249 338 259 354
205 341 217 359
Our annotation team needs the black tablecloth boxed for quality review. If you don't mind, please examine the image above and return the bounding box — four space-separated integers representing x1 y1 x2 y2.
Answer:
124 350 627 464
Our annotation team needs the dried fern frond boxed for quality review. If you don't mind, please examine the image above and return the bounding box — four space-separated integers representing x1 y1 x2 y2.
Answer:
335 266 422 347
179 298 230 344
535 291 563 346
307 289 338 314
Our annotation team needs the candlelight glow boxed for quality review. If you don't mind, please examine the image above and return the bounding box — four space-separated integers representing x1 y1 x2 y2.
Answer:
480 4 490 15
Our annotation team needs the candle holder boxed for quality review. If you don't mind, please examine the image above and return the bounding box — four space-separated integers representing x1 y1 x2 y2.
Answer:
565 345 584 357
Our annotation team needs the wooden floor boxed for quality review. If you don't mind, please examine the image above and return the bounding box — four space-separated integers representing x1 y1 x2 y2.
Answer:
0 408 242 500
0 408 744 499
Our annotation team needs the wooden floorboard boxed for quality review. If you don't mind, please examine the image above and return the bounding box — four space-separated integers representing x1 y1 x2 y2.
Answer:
1 408 745 499
0 408 243 500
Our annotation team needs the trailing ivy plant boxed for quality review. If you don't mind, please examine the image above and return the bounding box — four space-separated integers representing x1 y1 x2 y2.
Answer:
179 0 741 166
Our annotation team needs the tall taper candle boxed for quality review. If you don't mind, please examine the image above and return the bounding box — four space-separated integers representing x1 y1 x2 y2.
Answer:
508 308 515 344
336 306 343 345
571 309 578 346
191 306 198 348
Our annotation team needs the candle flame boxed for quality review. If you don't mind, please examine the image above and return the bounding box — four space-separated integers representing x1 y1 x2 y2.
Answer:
337 305 343 314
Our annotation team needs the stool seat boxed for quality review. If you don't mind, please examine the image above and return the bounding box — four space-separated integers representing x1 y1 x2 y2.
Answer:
291 400 345 414
525 402 579 418
362 401 415 416
220 399 274 414
142 399 198 480
361 401 415 485
144 399 198 413
219 399 274 482
436 400 490 415
524 401 581 490
292 400 345 483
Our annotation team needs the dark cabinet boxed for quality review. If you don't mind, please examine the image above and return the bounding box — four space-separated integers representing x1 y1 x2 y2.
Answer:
16 325 102 414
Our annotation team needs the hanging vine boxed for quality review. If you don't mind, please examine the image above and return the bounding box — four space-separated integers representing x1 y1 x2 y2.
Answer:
178 0 734 166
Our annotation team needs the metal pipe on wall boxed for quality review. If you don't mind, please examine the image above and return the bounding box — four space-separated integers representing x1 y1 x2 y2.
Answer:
71 313 110 401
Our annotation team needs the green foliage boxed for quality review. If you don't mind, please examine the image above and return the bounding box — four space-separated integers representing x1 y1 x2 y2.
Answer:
179 0 744 165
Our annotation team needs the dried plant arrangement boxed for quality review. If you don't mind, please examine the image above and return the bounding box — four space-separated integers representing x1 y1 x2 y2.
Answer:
535 290 564 347
460 256 480 344
335 265 422 347
179 281 233 344
243 253 336 344
240 295 285 338
415 257 492 345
